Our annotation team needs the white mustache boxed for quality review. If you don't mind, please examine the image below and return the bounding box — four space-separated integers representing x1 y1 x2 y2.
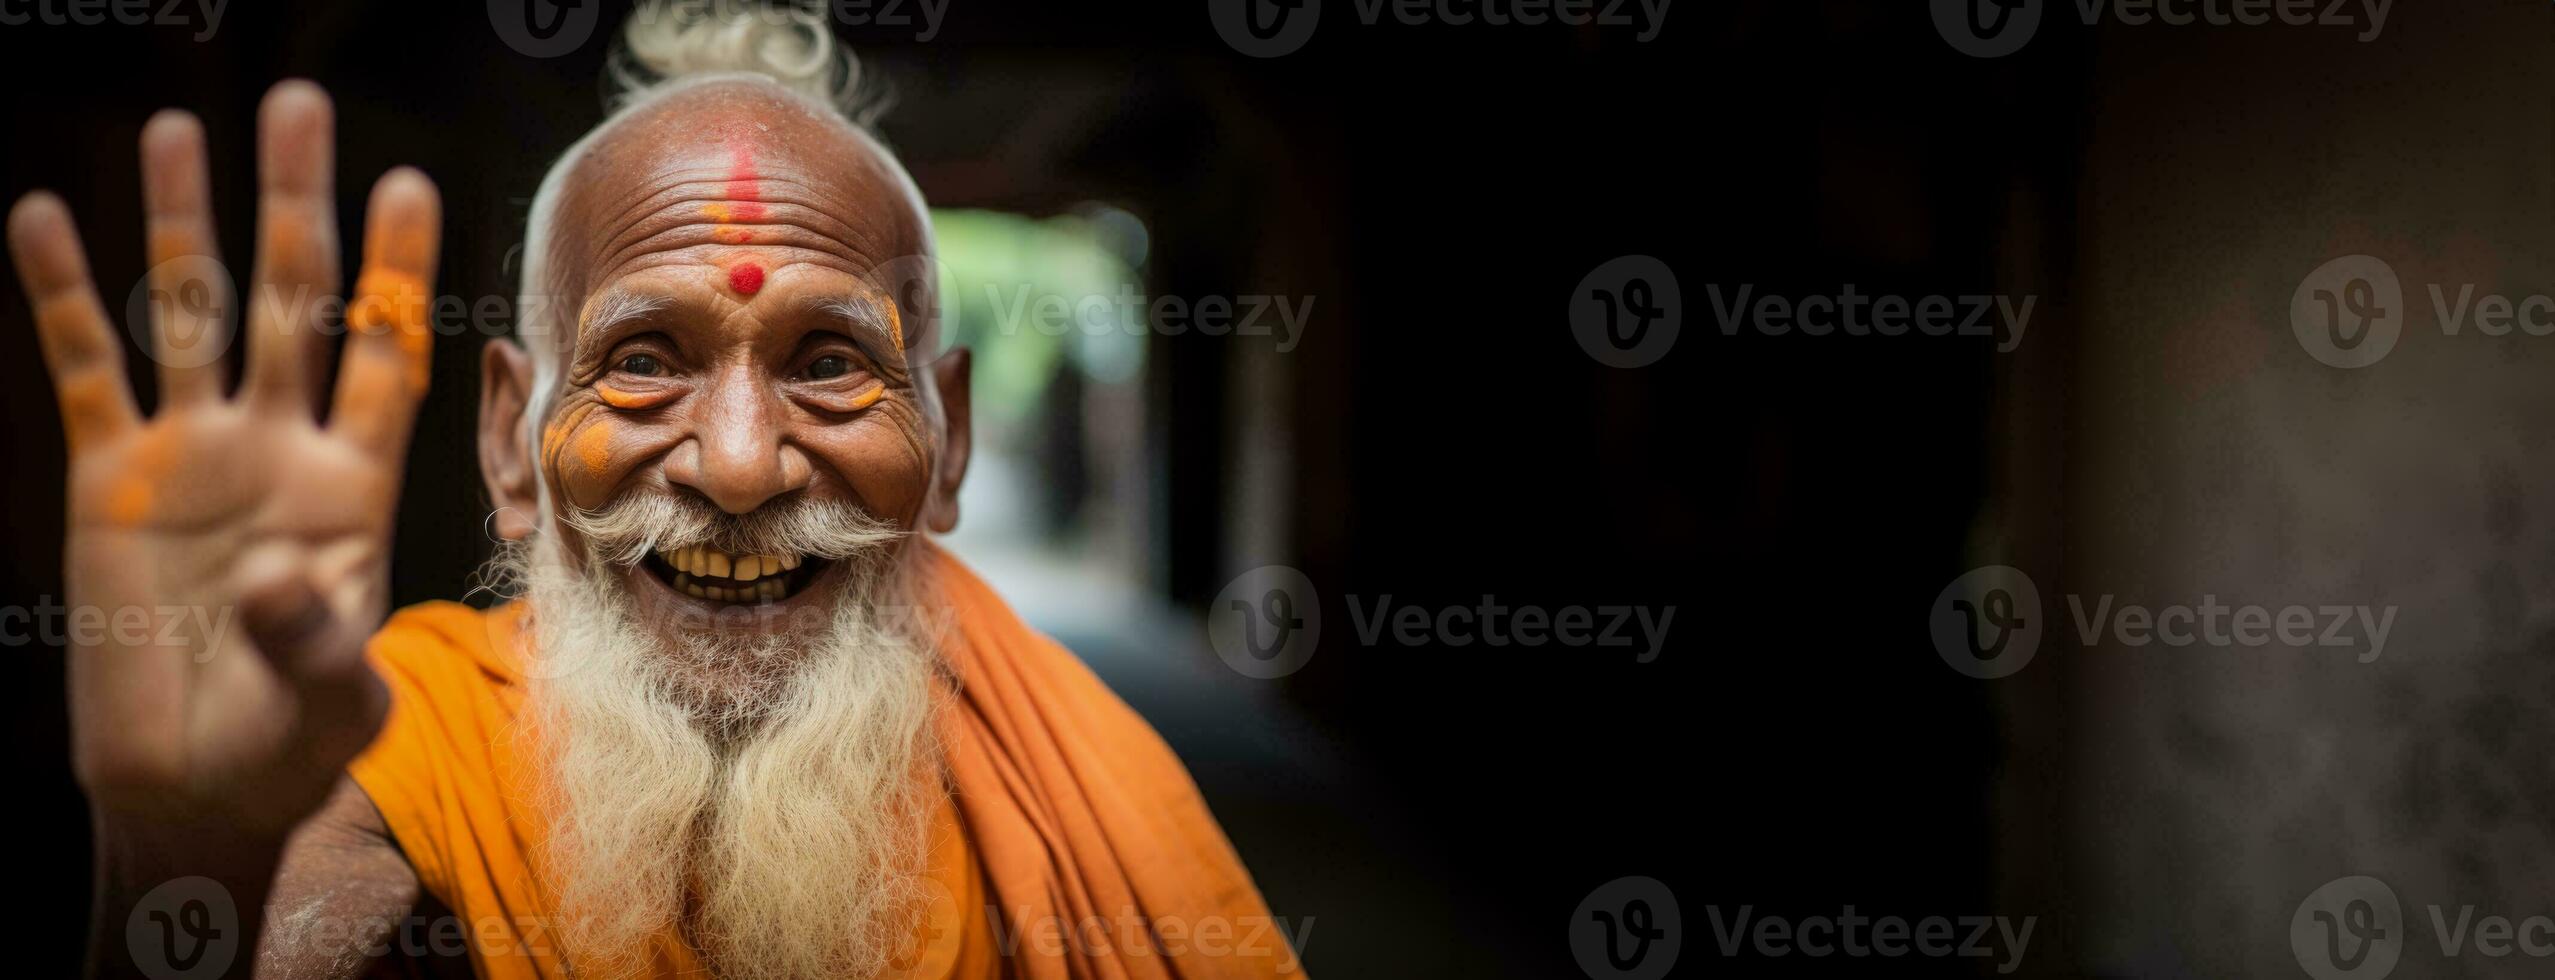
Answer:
561 490 904 567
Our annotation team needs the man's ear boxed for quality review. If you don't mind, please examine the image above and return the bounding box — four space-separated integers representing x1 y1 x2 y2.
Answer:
921 346 973 534
479 339 540 540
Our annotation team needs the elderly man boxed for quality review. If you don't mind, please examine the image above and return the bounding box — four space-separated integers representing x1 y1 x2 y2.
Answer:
10 4 1297 978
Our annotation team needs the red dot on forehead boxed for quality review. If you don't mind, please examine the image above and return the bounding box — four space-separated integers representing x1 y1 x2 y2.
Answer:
727 262 766 296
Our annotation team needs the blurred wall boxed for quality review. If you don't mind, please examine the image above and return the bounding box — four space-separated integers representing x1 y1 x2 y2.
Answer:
2019 4 2555 976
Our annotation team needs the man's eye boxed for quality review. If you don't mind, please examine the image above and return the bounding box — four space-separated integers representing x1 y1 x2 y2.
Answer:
617 353 663 376
807 355 852 380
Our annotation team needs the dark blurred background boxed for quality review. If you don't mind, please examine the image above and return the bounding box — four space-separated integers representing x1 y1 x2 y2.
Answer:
32 1 1735 976
29 0 2529 977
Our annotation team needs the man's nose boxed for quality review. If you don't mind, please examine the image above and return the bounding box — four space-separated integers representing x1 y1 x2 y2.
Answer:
662 365 811 514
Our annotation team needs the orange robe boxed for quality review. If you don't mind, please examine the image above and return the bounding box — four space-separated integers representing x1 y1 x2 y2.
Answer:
349 542 1304 978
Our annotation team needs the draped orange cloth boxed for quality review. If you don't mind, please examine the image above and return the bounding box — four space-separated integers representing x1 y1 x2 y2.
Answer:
348 542 1305 978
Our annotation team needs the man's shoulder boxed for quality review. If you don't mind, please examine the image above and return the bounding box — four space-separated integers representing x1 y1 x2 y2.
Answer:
366 599 527 685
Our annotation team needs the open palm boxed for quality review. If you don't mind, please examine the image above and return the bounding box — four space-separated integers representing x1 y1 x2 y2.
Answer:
8 81 440 838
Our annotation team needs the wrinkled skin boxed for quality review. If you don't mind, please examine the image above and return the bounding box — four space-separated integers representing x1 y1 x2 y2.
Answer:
482 80 971 672
11 78 970 978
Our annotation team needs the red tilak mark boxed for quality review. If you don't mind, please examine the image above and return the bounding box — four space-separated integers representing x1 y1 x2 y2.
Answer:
723 135 765 221
728 263 765 296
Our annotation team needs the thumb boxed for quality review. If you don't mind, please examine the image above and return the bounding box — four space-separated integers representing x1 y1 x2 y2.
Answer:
237 565 389 751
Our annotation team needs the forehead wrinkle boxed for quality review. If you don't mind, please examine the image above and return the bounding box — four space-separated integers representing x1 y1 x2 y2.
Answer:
588 198 876 270
588 233 895 297
557 166 912 295
584 172 858 246
542 81 929 355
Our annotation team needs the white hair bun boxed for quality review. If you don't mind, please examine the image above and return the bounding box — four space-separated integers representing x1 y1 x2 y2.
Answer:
606 0 879 123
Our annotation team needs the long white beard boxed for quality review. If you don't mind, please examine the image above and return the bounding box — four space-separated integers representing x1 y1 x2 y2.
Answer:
496 499 943 979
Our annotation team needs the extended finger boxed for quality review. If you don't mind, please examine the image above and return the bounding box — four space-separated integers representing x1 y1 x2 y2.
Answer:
8 193 138 451
140 109 235 406
240 80 340 416
332 167 441 457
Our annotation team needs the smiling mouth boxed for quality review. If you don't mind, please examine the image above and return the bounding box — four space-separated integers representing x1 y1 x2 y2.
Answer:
643 545 829 603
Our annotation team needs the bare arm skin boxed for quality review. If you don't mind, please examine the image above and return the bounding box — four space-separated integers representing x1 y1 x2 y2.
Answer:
93 780 441 980
6 81 443 980
255 780 432 979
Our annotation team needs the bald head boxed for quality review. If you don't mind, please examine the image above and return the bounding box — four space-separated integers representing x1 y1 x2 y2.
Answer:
543 78 936 365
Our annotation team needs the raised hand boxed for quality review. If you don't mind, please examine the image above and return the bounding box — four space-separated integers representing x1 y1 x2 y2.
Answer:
7 80 440 842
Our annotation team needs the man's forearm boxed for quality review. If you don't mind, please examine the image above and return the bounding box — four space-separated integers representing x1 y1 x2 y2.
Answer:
88 815 284 980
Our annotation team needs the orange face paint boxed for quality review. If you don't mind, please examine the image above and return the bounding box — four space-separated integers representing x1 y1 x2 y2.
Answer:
593 383 664 411
570 423 614 478
539 401 599 484
539 399 615 511
847 386 886 411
